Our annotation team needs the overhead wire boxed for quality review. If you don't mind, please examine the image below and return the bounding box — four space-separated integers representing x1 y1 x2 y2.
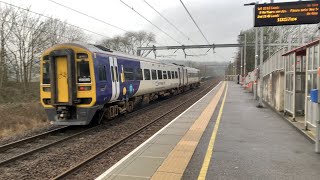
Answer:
5 0 220 60
179 1 230 61
47 0 128 32
0 0 110 39
0 18 86 59
47 0 164 54
120 0 182 45
143 0 198 45
142 0 203 57
0 19 84 42
46 0 207 59
179 0 210 45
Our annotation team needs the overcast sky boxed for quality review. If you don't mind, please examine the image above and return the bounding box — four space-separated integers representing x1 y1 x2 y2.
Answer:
4 0 287 63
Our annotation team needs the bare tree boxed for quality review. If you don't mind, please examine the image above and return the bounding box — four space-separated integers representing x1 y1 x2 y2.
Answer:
235 24 319 73
0 6 16 89
3 6 88 92
100 30 156 55
42 18 88 47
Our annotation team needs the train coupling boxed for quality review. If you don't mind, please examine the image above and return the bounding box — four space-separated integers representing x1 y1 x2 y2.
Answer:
56 106 71 120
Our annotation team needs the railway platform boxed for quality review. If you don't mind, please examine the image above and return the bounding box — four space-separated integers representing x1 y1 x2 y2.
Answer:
96 81 320 180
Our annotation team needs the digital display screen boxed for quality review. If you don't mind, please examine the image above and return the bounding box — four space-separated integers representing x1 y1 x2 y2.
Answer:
254 1 320 27
76 53 88 59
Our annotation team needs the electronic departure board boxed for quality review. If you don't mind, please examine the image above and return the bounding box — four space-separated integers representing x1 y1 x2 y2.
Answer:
254 1 320 27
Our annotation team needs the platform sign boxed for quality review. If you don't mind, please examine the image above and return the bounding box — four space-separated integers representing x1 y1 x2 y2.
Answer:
254 1 320 27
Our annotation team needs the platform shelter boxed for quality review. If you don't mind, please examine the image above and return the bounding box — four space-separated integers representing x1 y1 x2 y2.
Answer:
282 39 320 152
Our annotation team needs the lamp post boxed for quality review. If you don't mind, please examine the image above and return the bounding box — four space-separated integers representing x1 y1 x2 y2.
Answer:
254 28 259 100
257 26 264 108
244 34 247 77
244 1 259 99
239 34 247 83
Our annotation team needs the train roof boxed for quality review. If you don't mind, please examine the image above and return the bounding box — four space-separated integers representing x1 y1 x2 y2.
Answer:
46 42 199 71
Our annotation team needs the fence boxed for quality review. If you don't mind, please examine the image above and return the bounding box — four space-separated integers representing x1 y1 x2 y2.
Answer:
262 48 287 77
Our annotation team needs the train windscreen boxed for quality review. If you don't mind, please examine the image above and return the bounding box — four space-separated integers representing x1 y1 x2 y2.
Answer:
42 61 50 84
77 61 91 83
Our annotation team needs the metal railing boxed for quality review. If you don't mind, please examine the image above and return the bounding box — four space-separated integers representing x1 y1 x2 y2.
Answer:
262 47 287 77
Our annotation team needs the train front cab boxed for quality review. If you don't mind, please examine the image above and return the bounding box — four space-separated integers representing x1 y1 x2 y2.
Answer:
40 44 99 125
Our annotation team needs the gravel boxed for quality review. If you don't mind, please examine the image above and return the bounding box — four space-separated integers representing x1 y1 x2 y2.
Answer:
0 79 219 180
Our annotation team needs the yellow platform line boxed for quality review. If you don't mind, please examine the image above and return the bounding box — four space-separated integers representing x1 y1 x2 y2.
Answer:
151 82 227 180
198 83 228 180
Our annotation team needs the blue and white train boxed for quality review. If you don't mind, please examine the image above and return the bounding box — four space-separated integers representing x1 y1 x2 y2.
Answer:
40 43 201 125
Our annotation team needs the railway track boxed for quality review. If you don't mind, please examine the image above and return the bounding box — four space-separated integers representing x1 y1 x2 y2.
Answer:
0 79 218 179
53 80 219 179
0 80 213 168
0 125 99 166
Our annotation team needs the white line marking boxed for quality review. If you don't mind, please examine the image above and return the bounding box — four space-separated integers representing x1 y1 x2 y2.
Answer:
117 174 150 179
95 81 222 180
139 156 166 159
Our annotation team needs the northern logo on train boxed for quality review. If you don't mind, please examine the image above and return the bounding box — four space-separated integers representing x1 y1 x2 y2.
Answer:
123 87 127 95
129 84 134 94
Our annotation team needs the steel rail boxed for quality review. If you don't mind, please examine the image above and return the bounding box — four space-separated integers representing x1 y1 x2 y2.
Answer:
0 126 100 166
0 80 212 167
0 126 70 153
53 80 219 180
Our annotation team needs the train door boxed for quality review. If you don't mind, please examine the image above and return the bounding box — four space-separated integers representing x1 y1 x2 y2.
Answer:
181 68 185 85
186 69 188 84
114 57 120 100
56 57 69 103
109 57 120 101
178 68 181 86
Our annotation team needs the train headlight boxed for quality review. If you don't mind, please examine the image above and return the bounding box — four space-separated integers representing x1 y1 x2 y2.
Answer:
42 98 51 105
43 87 51 92
78 86 91 91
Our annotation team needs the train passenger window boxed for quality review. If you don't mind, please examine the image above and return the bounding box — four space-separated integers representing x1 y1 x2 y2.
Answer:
77 61 91 83
158 70 163 79
98 65 107 81
167 71 171 79
110 66 115 82
171 71 175 79
124 68 134 81
152 70 157 80
136 68 143 80
115 67 119 82
163 71 167 79
144 69 151 80
42 61 50 84
175 71 178 79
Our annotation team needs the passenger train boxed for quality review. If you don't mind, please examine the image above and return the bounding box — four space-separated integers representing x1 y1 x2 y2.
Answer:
40 43 201 125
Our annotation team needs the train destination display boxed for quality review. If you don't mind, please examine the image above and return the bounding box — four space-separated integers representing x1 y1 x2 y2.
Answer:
254 1 320 27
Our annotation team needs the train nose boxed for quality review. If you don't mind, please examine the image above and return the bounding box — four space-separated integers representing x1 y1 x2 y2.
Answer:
48 49 77 106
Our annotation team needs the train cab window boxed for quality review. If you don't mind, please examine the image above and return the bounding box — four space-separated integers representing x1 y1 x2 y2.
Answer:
163 71 167 79
98 65 107 81
144 69 151 80
171 71 175 79
167 71 171 79
124 68 134 81
175 71 178 79
136 68 143 80
158 70 163 79
152 69 157 80
77 61 91 83
42 60 50 84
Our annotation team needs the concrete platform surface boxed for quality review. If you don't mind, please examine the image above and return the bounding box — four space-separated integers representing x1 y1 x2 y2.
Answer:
96 82 225 180
183 82 320 180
